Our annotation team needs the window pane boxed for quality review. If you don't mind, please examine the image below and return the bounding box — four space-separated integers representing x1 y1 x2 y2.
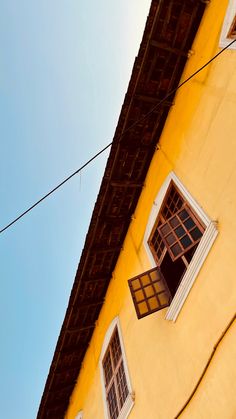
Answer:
150 270 160 281
148 296 159 310
171 243 182 256
135 290 144 302
158 292 169 306
169 216 179 228
107 383 119 419
144 285 155 298
116 361 129 409
103 351 113 387
180 235 192 249
175 226 185 238
190 227 202 240
179 209 188 220
154 281 165 293
111 329 122 368
166 233 176 245
131 278 140 291
137 301 149 316
141 274 151 286
184 217 195 230
160 224 171 235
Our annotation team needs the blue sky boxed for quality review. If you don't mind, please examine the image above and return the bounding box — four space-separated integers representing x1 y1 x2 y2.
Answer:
0 1 150 418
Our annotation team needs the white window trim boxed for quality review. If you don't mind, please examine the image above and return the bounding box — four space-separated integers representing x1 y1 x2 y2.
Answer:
144 172 218 321
75 411 83 419
99 317 134 419
219 0 236 49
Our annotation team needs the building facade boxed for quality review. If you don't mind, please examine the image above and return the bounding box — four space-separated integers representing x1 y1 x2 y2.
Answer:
38 1 236 418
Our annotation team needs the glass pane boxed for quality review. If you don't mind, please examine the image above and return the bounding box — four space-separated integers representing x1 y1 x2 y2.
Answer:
116 361 129 410
158 292 169 306
107 382 119 419
111 329 122 368
184 217 195 230
103 351 113 387
170 203 175 213
150 269 160 281
190 227 202 240
166 233 176 245
141 274 151 286
131 278 140 291
175 226 185 238
148 296 159 310
179 209 188 220
180 235 192 249
154 281 165 293
144 285 155 298
169 216 179 228
171 243 182 256
160 223 171 236
138 301 149 315
134 289 144 302
176 196 184 209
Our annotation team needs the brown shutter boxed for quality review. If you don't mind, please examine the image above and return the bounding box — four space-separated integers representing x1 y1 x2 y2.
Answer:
128 266 171 319
158 205 204 261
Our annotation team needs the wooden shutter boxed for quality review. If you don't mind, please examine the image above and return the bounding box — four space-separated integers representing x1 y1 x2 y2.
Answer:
128 266 171 319
158 205 204 261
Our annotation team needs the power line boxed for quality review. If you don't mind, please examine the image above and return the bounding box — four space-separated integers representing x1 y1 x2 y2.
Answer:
0 143 112 234
1 38 235 235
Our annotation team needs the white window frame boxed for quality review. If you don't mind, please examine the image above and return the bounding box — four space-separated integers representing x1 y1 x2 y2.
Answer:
219 0 236 49
75 411 83 419
99 317 134 419
144 172 218 321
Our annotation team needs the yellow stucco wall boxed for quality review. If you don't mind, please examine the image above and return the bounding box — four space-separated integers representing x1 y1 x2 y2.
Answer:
66 1 236 418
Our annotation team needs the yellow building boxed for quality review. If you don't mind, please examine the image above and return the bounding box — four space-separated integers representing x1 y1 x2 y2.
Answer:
38 1 236 418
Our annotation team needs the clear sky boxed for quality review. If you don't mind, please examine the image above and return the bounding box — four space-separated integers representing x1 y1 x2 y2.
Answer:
0 1 151 418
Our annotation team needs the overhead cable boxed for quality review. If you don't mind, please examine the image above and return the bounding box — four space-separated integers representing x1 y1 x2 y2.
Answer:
1 38 235 234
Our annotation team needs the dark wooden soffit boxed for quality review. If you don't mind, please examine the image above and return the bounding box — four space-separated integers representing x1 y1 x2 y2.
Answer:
37 1 206 417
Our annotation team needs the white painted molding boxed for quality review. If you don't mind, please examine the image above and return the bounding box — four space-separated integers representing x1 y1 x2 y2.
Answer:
165 221 218 321
99 317 134 419
143 172 218 321
75 411 83 419
219 0 236 49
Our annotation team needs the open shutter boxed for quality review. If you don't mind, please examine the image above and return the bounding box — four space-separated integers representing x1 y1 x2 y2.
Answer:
158 205 204 261
128 266 171 319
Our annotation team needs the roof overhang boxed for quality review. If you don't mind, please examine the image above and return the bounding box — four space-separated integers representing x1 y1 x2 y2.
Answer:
37 1 206 417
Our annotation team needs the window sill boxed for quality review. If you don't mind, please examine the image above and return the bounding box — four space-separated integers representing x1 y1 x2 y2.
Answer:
117 393 134 419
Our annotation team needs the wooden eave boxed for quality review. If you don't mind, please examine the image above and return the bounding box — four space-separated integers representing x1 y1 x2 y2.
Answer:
37 1 206 418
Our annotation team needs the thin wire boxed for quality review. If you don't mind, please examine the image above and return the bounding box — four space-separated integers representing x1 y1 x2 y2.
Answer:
1 38 235 234
0 143 112 234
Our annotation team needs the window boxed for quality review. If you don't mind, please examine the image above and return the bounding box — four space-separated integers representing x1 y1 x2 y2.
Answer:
220 0 236 49
129 172 218 321
103 328 129 418
228 13 236 38
100 318 134 419
129 181 205 319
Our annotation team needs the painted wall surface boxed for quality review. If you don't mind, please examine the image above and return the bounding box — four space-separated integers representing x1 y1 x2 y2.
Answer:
66 1 236 418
